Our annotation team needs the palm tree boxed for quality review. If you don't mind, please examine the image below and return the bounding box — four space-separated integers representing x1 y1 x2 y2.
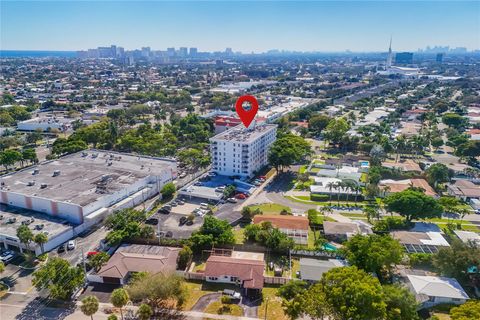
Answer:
33 233 48 254
80 295 99 320
353 185 361 203
335 182 344 206
327 182 335 205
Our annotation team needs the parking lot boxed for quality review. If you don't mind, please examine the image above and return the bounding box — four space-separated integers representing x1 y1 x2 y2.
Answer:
152 212 204 239
170 199 206 216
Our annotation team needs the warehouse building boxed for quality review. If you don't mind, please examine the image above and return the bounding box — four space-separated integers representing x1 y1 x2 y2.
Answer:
0 205 74 255
0 150 177 228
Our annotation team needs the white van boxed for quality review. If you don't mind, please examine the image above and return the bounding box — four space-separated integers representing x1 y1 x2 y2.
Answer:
200 203 209 209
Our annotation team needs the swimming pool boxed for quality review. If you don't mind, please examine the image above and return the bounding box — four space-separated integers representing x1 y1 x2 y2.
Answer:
360 161 370 167
322 243 338 252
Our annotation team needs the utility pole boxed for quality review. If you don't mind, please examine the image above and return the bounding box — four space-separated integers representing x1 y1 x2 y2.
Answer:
81 247 87 284
264 297 268 320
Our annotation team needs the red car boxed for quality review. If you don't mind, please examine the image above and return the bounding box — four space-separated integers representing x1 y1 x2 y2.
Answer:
87 251 99 256
235 193 246 200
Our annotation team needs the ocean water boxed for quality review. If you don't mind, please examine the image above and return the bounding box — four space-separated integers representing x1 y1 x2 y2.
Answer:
0 51 77 58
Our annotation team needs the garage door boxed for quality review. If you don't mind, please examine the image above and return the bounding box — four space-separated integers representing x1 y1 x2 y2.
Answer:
102 277 121 284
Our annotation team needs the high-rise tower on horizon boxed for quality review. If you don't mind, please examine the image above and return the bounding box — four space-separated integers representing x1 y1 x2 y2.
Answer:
386 36 393 69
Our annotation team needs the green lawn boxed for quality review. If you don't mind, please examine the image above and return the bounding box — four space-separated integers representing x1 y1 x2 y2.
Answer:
310 167 320 173
183 281 241 311
286 195 367 207
249 203 292 214
298 165 307 174
204 301 243 317
258 286 289 320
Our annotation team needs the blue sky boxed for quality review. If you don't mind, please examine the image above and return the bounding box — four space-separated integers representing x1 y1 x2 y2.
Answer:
1 1 479 52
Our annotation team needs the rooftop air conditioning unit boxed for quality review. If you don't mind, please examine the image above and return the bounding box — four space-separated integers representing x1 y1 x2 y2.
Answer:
27 181 35 186
33 169 40 175
53 170 60 177
40 183 47 189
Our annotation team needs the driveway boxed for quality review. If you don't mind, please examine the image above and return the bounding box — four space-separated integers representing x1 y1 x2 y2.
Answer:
191 292 222 312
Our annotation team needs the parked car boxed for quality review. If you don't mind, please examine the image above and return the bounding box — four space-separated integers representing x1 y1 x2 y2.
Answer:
57 245 66 253
223 289 241 300
227 198 238 203
179 172 187 178
177 200 185 205
67 240 76 250
235 193 246 200
158 206 171 214
194 181 203 186
179 216 187 226
0 250 15 263
145 218 158 225
207 172 217 177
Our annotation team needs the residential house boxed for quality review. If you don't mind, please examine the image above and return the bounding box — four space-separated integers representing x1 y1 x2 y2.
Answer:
379 178 437 197
253 215 309 245
453 230 480 245
316 166 362 185
382 159 422 173
204 252 265 297
299 258 347 282
391 231 450 254
323 221 373 242
406 275 469 309
88 244 181 285
447 179 480 202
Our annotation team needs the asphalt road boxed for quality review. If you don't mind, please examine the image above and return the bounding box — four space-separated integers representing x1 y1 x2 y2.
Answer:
54 226 108 267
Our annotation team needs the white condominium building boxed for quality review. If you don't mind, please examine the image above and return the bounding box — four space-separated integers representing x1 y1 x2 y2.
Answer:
210 124 277 177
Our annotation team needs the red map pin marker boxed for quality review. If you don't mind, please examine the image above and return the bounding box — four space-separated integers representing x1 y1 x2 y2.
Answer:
235 95 258 128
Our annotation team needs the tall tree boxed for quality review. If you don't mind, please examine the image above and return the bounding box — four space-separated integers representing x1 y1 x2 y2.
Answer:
383 284 419 320
384 189 443 222
450 300 480 320
323 118 350 146
425 163 451 188
268 135 312 172
341 234 403 279
127 273 187 310
111 288 129 320
433 239 480 287
33 233 48 254
16 225 34 252
80 295 99 320
0 149 22 170
32 257 85 300
321 266 387 320
308 115 331 136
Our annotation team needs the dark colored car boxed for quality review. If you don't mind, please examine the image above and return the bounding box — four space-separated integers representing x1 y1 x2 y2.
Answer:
145 218 159 225
179 216 187 226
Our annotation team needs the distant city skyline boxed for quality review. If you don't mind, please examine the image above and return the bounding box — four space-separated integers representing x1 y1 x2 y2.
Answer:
1 1 479 52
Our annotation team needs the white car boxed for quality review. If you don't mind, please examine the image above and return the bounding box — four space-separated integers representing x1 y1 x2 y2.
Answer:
223 289 241 300
227 198 238 203
0 250 15 263
67 240 76 250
